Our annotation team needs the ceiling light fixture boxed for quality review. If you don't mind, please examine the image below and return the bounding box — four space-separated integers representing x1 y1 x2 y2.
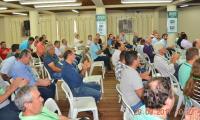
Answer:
72 9 79 13
12 12 27 16
20 0 76 5
180 4 189 8
0 7 7 10
34 3 82 8
3 0 19 1
121 0 173 4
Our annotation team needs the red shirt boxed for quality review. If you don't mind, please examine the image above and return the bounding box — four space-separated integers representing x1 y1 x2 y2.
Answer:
0 48 10 60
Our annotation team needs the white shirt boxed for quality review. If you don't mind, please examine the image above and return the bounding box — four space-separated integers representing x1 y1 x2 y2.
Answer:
120 66 143 106
181 39 192 49
152 37 158 45
87 40 93 47
60 44 67 55
55 47 62 57
154 54 175 77
112 49 121 66
74 38 83 50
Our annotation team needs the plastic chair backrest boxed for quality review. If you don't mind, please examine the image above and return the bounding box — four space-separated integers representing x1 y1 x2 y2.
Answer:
61 82 74 108
121 96 135 117
116 84 123 96
169 73 182 92
44 98 62 115
44 66 52 80
191 98 200 108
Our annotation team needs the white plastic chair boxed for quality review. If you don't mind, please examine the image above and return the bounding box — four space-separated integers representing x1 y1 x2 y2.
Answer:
122 96 134 120
168 73 184 117
191 98 200 108
31 56 45 78
44 98 62 115
116 84 126 112
61 82 99 120
83 71 104 93
86 54 105 79
44 67 59 101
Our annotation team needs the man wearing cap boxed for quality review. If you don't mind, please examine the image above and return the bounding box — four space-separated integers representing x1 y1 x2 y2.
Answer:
153 43 179 77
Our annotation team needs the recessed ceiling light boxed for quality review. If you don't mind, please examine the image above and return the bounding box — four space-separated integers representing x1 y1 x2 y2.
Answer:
72 9 79 13
180 4 189 8
3 0 19 1
12 12 28 16
20 0 76 5
34 3 82 8
121 0 173 4
0 7 7 10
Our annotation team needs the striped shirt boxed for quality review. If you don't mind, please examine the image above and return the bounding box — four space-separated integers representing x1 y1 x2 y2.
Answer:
192 80 200 103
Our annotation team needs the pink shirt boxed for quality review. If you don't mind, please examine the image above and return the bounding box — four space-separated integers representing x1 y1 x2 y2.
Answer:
36 42 45 57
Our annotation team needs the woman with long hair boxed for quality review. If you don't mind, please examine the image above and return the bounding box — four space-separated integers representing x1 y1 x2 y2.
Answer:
184 58 200 103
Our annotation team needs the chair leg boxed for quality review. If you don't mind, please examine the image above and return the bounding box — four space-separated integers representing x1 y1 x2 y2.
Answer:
174 95 184 117
118 95 121 103
89 65 94 76
55 84 59 100
71 110 78 119
100 77 104 93
92 109 99 120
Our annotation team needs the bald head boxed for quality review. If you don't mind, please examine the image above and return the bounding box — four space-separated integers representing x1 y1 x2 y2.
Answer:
146 36 152 44
194 39 200 49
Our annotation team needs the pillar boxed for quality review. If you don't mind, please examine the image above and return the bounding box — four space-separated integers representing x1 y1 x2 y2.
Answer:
96 7 106 43
29 10 39 37
167 5 177 46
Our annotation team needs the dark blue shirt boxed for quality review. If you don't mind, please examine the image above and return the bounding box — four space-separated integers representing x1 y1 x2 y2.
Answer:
143 44 155 63
43 54 62 78
61 61 83 89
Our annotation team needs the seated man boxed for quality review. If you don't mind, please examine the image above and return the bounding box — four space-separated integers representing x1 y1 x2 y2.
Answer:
120 50 144 111
143 36 155 63
0 53 19 81
0 77 28 120
154 43 179 77
115 51 127 81
178 47 199 89
89 37 112 71
19 37 34 51
14 86 69 120
54 41 62 58
44 43 62 80
61 50 101 102
112 42 125 66
6 44 20 58
10 50 55 101
132 77 174 120
0 41 10 60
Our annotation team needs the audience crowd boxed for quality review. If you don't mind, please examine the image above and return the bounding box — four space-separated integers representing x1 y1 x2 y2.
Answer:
0 30 200 120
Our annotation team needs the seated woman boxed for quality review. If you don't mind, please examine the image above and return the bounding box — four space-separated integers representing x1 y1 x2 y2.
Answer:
131 77 175 120
184 58 200 104
0 77 28 120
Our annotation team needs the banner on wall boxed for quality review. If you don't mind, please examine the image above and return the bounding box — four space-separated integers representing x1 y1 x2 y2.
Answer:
167 11 178 33
118 19 133 33
96 15 107 36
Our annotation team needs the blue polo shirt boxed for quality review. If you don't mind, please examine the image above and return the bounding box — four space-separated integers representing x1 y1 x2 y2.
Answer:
19 40 29 51
43 54 62 79
61 61 83 89
11 61 37 86
178 62 192 88
89 42 101 60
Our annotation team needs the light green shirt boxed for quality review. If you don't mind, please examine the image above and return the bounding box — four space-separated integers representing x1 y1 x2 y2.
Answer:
19 107 59 120
178 62 192 89
131 105 163 120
